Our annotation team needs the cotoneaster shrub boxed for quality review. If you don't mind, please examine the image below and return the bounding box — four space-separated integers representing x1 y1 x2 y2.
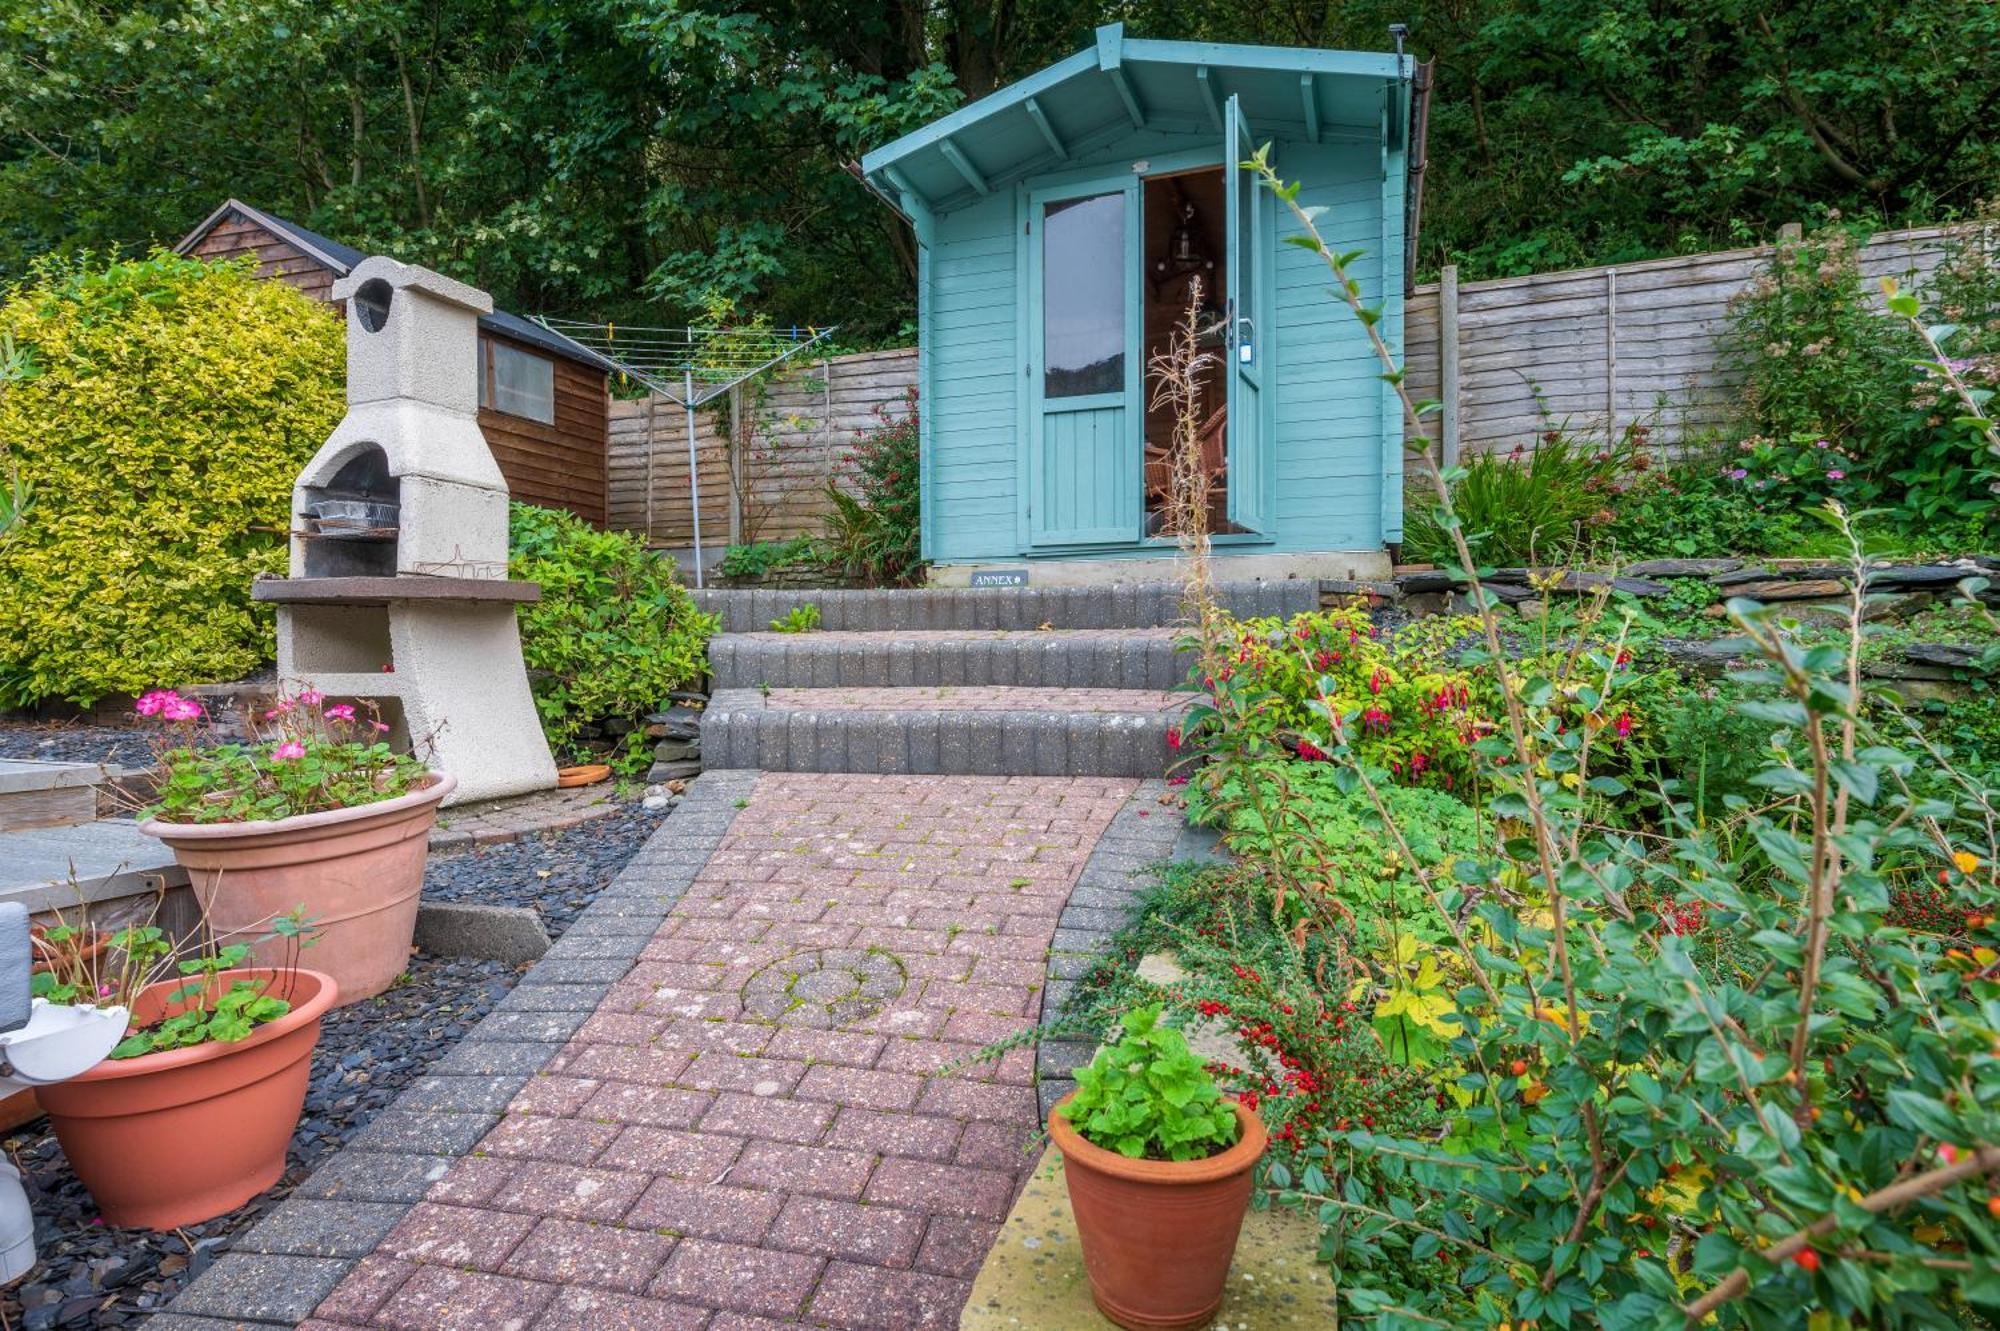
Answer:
0 253 344 706
508 502 716 770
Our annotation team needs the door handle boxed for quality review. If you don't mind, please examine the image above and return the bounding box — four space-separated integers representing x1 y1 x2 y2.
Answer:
1235 315 1254 365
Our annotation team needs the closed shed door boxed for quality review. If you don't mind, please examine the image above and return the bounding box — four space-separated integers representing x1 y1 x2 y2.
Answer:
1025 180 1142 547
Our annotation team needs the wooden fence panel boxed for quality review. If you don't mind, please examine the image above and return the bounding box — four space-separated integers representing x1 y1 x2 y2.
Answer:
607 224 1966 540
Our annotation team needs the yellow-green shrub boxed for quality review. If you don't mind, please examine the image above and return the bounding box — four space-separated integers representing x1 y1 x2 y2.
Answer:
0 253 343 706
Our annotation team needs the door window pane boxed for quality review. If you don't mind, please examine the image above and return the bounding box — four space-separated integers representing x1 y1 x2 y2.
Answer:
480 337 556 424
1043 193 1124 398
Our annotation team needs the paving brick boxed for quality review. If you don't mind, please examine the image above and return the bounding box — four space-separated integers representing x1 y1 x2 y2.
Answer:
766 1195 926 1268
793 1063 923 1112
626 1178 784 1244
236 1198 408 1259
823 1106 964 1163
728 1140 878 1200
808 1261 972 1331
955 1118 1040 1172
508 1073 604 1118
502 1161 650 1222
291 1150 453 1206
764 1026 887 1067
312 1254 418 1323
165 1254 352 1325
379 1202 537 1269
580 1081 715 1129
480 1113 621 1165
427 1155 518 1206
913 1216 1005 1278
650 1239 826 1319
500 1217 676 1293
529 1287 712 1331
371 1266 557 1331
698 1090 835 1144
863 1158 1017 1220
597 1124 745 1179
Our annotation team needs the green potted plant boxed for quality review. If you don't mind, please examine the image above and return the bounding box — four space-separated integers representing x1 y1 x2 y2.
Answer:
32 910 335 1230
135 687 449 1005
1048 1005 1268 1331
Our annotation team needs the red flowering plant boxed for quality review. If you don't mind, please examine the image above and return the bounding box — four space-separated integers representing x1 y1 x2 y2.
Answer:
138 687 430 824
1177 605 1500 793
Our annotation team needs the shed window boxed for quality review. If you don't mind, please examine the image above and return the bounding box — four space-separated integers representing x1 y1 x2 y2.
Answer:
479 337 556 424
1042 192 1125 398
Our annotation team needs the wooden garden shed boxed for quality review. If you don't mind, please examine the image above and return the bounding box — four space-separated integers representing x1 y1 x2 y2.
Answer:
177 199 617 525
861 25 1413 581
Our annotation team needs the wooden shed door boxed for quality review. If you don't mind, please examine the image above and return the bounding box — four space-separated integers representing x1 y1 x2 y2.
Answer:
1224 95 1275 535
1026 180 1142 547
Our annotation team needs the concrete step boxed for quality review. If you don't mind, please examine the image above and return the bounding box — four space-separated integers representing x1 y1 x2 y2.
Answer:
690 579 1316 633
701 686 1189 777
708 627 1187 692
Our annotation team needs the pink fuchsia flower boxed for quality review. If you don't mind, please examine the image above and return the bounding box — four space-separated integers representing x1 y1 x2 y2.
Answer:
298 690 324 707
1614 711 1635 740
1166 727 1182 752
134 689 179 717
272 740 306 761
324 704 356 721
1297 741 1328 762
1826 469 1845 480
161 697 204 722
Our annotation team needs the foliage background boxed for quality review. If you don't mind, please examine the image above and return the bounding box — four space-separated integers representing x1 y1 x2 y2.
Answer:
2 0 1993 342
0 253 342 706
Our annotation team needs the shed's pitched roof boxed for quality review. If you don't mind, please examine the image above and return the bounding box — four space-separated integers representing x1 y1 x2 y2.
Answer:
175 199 618 375
861 24 1409 218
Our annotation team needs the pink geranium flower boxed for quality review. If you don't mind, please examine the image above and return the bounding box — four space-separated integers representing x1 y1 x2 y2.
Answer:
272 740 306 761
298 690 324 707
324 704 356 721
134 689 179 717
1826 469 1845 480
161 697 204 722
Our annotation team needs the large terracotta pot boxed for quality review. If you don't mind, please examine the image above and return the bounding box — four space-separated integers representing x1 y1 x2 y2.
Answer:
1050 1093 1269 1331
141 773 452 1005
38 966 336 1229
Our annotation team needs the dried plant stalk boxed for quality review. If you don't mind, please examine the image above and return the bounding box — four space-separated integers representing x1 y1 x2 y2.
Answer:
1150 279 1221 645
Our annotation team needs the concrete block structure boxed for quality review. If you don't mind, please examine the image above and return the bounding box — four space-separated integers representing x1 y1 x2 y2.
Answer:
255 257 558 804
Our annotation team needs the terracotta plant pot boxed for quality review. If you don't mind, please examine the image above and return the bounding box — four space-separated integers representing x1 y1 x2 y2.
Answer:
1049 1093 1269 1331
37 966 336 1229
141 773 453 1006
556 763 611 787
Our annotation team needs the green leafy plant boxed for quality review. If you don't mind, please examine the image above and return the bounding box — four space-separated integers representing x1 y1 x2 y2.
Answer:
1064 1004 1239 1162
137 687 430 824
33 892 316 1060
1223 153 2000 1329
509 501 717 772
1401 425 1633 566
770 603 821 633
718 536 831 580
822 391 923 586
0 252 343 707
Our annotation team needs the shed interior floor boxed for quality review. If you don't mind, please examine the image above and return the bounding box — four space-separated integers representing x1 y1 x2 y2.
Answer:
1142 167 1238 538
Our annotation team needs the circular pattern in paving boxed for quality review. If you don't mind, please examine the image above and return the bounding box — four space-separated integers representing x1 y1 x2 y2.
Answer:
742 947 907 1026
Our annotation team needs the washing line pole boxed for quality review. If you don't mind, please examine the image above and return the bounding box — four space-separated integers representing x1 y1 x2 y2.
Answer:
683 368 705 589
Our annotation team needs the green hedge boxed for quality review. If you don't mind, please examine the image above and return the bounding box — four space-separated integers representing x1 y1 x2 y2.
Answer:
0 253 344 706
508 502 715 769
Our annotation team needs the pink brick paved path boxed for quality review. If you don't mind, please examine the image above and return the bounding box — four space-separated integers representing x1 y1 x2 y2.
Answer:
308 772 1134 1330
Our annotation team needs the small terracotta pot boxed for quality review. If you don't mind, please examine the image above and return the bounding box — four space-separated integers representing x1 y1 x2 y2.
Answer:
37 966 336 1230
1049 1093 1268 1331
557 764 611 788
141 773 452 1006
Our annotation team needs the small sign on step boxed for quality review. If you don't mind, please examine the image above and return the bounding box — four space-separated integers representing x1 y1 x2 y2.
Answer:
970 569 1028 588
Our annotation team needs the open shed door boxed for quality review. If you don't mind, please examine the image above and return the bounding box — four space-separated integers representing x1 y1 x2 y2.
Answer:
1223 95 1274 535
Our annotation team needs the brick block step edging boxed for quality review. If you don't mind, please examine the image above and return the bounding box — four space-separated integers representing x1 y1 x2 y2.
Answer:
709 627 1186 692
702 688 1191 777
691 579 1318 633
152 769 761 1331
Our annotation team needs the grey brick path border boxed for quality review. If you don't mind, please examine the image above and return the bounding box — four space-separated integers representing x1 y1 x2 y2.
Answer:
703 690 1185 778
710 628 1187 692
154 769 761 1330
692 579 1318 633
1033 780 1185 1121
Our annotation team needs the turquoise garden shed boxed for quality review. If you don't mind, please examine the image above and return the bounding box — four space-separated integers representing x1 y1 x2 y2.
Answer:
860 24 1414 582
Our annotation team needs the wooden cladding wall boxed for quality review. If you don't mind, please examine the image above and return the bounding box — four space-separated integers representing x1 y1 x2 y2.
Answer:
188 215 609 525
607 347 918 548
1402 225 1953 462
477 333 609 526
607 223 1963 543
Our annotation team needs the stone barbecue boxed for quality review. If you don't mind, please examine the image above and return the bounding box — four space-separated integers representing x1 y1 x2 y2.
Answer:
253 257 557 803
